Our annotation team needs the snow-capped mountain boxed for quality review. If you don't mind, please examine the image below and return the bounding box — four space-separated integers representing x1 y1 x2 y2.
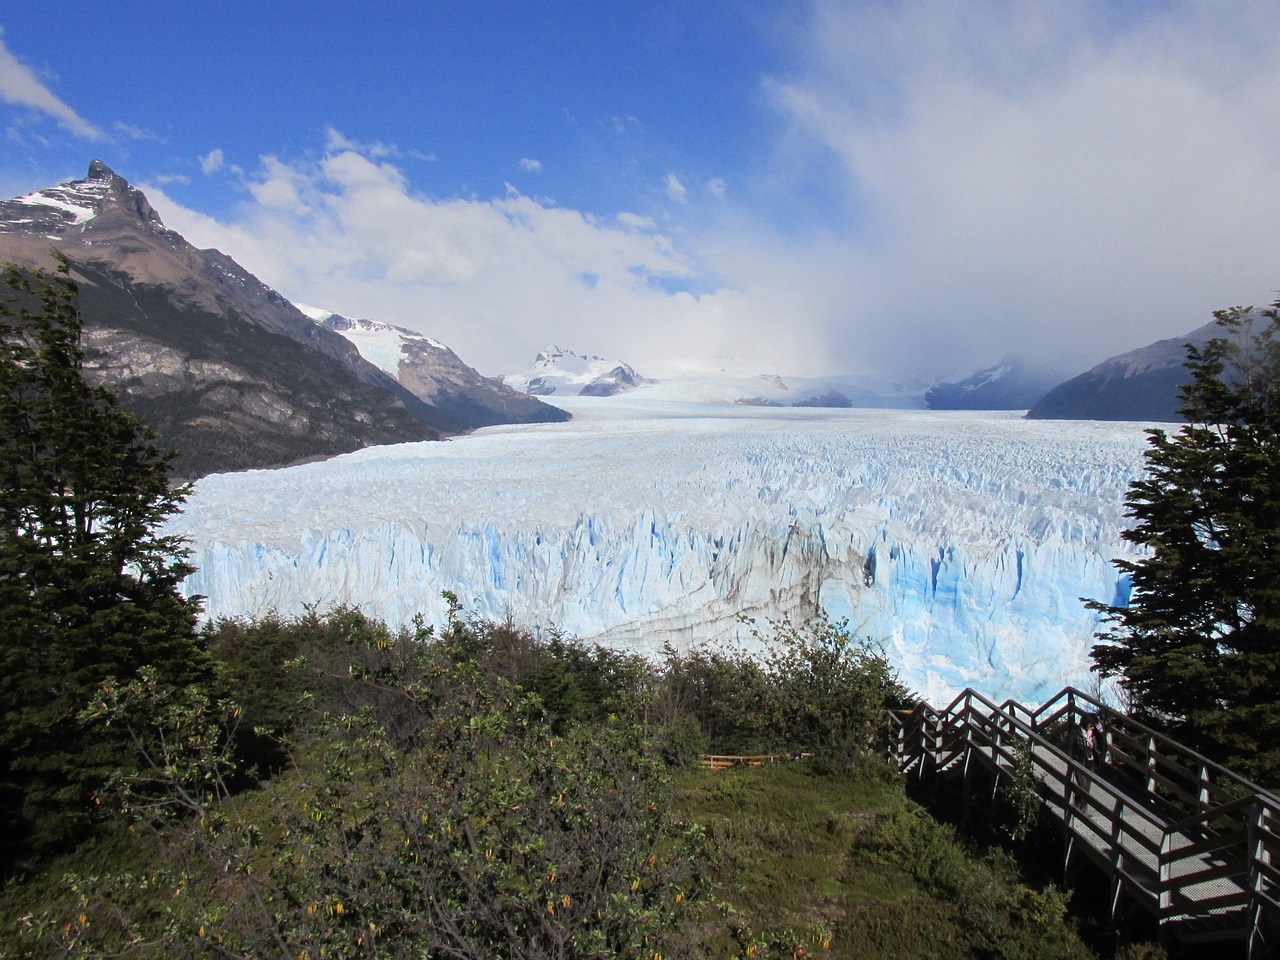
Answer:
300 309 569 431
925 357 1063 411
504 346 653 397
0 161 441 477
0 161 564 476
4 161 122 229
170 400 1151 705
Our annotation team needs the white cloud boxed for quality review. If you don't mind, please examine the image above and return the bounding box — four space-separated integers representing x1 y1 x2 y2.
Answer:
134 5 1280 387
616 211 656 231
323 125 397 159
200 148 225 174
665 173 687 203
114 121 162 142
747 0 1280 378
143 134 782 378
0 31 103 140
518 157 542 173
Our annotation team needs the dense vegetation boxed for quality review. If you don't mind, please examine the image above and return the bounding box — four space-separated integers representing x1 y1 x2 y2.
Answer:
1091 303 1280 785
2 606 1135 959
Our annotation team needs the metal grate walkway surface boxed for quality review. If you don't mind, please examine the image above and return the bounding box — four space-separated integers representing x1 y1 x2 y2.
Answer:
887 687 1280 958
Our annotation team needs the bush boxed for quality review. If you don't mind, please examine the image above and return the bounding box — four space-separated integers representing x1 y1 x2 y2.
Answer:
659 612 911 764
17 609 705 959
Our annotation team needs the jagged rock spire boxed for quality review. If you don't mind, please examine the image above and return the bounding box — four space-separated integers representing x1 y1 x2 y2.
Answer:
86 159 117 181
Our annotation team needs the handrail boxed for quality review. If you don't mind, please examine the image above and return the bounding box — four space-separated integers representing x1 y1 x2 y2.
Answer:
888 685 1280 955
1167 791 1279 836
1033 687 1280 806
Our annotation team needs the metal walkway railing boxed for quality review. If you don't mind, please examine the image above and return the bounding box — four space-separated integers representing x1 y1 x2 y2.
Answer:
887 687 1280 958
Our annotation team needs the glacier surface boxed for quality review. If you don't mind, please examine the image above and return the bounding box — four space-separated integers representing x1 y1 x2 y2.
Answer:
170 399 1152 704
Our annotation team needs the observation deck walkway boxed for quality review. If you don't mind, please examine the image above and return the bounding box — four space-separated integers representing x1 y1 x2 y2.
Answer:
887 687 1279 958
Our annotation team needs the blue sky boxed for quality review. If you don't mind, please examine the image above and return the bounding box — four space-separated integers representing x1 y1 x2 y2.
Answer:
3 1 1280 382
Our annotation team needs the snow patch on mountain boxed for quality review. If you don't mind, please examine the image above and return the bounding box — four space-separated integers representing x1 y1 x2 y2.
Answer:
296 305 447 377
505 346 651 397
169 401 1152 704
2 162 114 230
12 191 98 226
925 356 1063 411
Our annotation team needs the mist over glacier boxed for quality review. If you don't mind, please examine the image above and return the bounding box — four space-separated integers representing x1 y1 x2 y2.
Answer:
170 400 1151 703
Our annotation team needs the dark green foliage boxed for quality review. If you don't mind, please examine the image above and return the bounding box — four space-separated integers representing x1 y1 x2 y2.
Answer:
660 614 911 765
659 643 772 754
859 806 1089 959
0 260 209 870
523 634 652 730
1090 304 1280 785
751 615 911 765
2 605 1122 958
16 609 704 959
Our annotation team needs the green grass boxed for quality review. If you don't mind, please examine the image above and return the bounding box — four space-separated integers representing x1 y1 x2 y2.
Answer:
673 757 1106 960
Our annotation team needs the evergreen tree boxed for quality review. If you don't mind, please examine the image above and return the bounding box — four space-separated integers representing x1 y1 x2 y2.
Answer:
1091 303 1280 785
0 259 209 870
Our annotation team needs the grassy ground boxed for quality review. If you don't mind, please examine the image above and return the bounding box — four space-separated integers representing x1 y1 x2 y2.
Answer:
673 757 1161 960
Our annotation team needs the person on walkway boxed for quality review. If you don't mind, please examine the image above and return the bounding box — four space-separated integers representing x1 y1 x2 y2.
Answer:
1089 717 1107 773
1067 717 1092 798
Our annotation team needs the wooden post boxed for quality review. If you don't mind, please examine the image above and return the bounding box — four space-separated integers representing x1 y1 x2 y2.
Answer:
962 747 974 825
989 713 1003 807
1157 831 1173 936
1246 802 1266 960
929 712 942 781
1108 796 1125 922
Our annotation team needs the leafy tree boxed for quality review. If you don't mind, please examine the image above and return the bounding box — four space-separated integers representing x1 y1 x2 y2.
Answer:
751 614 910 765
1091 303 1280 784
0 259 209 868
659 613 909 763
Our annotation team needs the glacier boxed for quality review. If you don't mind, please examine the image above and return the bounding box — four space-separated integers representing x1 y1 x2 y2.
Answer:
169 399 1152 704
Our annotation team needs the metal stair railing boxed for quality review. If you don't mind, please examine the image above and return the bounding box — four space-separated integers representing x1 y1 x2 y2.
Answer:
886 686 1280 958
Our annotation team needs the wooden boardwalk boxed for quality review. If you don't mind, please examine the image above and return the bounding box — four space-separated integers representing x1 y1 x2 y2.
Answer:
887 687 1280 958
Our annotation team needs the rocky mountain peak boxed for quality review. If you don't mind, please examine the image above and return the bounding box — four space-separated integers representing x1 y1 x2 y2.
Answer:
86 158 117 181
0 160 166 238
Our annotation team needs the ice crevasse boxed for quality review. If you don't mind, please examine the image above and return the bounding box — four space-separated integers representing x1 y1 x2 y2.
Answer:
169 401 1151 704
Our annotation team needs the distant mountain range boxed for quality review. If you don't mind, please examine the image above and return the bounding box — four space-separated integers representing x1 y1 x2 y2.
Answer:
505 348 934 408
1 161 1226 457
509 331 1218 420
0 161 565 478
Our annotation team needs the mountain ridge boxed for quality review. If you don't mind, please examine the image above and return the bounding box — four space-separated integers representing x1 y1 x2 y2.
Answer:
310 312 569 432
1027 321 1218 421
0 161 565 476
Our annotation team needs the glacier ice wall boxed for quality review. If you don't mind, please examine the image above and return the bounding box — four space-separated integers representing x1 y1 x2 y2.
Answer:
169 400 1151 703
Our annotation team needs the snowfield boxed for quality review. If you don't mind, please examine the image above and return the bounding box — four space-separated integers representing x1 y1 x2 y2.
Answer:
170 399 1153 703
